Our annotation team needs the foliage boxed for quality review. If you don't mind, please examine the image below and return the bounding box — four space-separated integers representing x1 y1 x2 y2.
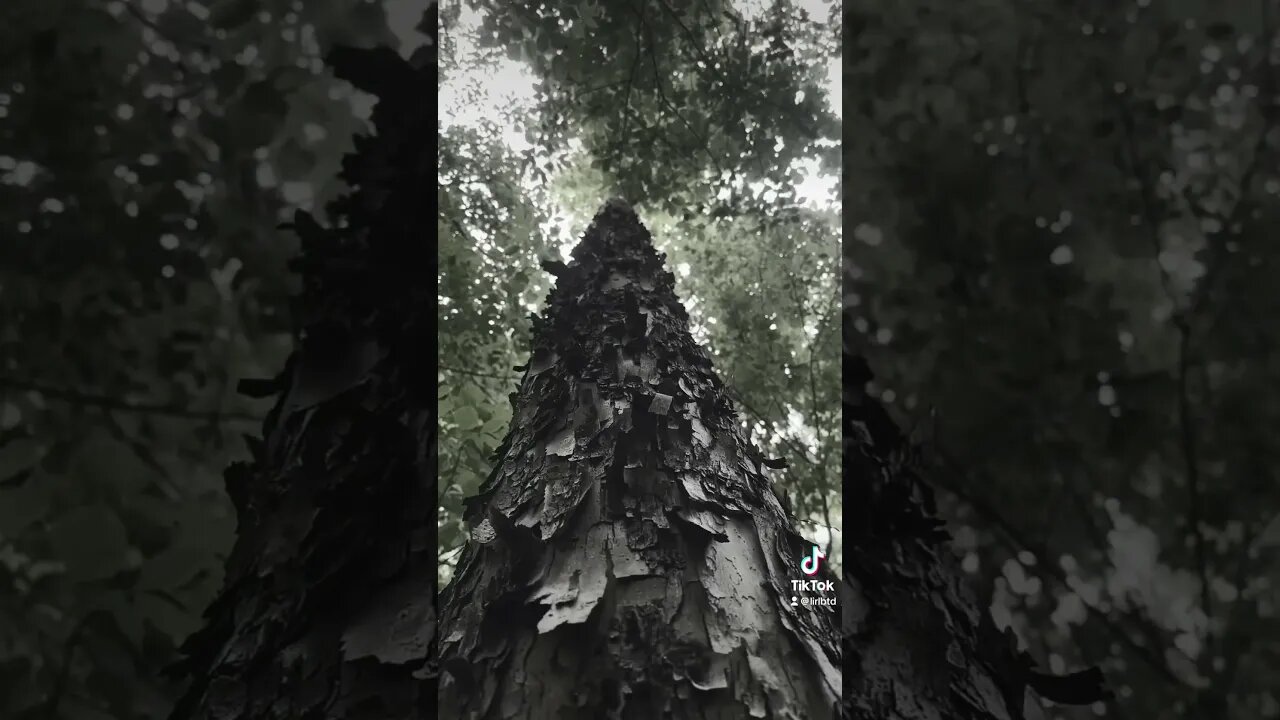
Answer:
846 0 1280 717
0 1 400 716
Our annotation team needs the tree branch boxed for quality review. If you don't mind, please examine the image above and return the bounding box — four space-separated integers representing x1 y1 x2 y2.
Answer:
635 6 724 176
726 386 820 468
1172 317 1211 618
619 11 644 152
1113 74 1213 623
439 364 517 381
0 377 260 423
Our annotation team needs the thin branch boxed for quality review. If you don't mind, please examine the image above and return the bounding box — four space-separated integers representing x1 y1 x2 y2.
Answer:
438 541 464 562
818 480 834 559
565 77 628 97
1114 98 1179 307
1203 520 1258 706
618 12 644 153
445 218 507 266
1174 317 1211 617
439 364 517 381
635 6 724 176
117 0 199 81
793 259 836 558
794 516 841 534
1113 77 1213 622
0 377 260 423
726 387 820 467
119 0 169 37
42 611 104 720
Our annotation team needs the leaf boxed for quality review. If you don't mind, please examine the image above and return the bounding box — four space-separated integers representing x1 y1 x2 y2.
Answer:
453 405 480 429
137 591 200 642
242 79 291 120
48 506 133 581
209 0 258 30
274 139 316 180
0 479 53 535
481 413 509 438
0 438 41 487
139 537 207 593
1204 22 1233 40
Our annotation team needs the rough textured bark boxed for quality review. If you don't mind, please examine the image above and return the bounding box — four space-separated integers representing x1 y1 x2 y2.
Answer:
166 43 434 720
438 201 841 719
841 355 1109 719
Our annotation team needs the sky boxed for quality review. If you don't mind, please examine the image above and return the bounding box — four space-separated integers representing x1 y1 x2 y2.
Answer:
438 1 842 259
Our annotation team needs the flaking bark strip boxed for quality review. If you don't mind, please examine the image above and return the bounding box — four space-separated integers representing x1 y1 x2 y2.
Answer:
439 201 841 719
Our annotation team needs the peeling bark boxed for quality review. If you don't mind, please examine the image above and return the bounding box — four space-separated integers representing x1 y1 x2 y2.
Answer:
438 200 841 719
167 44 435 720
841 356 1109 719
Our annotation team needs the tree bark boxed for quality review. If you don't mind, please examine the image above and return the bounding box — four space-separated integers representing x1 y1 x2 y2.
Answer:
841 356 1107 719
166 45 435 720
437 199 841 719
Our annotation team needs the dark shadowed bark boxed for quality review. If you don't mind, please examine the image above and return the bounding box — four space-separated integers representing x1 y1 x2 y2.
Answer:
438 200 841 719
841 355 1111 719
166 42 435 720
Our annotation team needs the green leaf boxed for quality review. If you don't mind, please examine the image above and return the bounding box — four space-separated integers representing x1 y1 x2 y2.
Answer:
209 0 258 30
0 438 41 487
48 506 133 582
0 479 53 535
453 405 480 429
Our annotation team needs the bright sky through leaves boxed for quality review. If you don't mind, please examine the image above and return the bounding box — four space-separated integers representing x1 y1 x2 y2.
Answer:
438 1 842 260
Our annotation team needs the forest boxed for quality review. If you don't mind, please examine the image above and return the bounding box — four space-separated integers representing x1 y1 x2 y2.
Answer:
0 0 1276 718
439 0 1280 715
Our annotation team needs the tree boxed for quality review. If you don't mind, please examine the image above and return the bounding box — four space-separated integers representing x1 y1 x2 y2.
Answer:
0 1 405 716
438 200 840 719
437 0 844 590
165 43 433 720
842 357 1109 719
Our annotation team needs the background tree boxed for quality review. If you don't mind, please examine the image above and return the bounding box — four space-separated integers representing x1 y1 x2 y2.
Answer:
0 1 423 717
842 354 1109 720
169 41 432 720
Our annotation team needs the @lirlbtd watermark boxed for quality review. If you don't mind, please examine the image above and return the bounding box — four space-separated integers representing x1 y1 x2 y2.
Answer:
790 545 836 607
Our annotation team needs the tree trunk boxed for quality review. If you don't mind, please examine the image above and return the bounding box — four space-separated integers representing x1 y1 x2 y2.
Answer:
841 356 1107 719
437 200 842 719
166 45 435 720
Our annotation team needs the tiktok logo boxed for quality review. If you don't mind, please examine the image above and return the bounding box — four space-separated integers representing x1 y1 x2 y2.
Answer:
800 545 825 576
792 545 836 607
